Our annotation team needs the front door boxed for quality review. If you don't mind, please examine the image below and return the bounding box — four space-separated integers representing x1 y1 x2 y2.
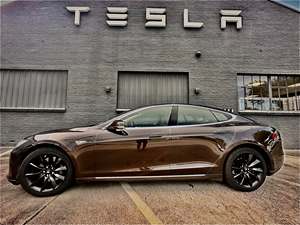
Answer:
75 105 174 177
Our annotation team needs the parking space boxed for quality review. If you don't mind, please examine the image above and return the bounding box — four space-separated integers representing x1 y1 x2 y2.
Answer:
0 149 299 225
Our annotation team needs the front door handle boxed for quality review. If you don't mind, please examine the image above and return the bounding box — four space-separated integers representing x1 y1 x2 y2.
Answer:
164 136 180 140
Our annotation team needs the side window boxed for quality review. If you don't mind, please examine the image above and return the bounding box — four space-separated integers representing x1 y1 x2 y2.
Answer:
124 106 172 127
177 106 217 125
212 111 232 122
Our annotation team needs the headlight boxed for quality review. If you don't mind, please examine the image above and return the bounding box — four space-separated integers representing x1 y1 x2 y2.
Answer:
15 139 28 148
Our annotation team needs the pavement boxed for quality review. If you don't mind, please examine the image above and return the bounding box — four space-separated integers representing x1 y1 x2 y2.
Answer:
0 148 299 225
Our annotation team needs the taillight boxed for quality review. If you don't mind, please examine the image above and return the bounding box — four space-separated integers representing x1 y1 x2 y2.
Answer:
266 129 280 151
271 131 279 141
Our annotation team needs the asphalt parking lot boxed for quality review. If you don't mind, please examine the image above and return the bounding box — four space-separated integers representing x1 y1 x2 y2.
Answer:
0 148 299 225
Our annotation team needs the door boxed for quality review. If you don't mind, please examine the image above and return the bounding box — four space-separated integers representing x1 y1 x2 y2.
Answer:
167 105 225 175
75 105 175 177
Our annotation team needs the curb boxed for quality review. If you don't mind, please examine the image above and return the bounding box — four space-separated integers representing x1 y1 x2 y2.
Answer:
284 150 300 156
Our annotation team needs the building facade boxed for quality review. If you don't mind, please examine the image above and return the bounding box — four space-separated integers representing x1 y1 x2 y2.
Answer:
0 0 299 148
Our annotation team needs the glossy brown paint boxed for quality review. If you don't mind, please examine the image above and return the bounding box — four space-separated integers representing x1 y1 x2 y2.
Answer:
7 105 284 185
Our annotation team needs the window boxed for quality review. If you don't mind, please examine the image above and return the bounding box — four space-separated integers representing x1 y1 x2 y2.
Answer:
177 106 217 125
0 69 68 111
117 72 188 111
212 111 231 122
123 106 172 127
237 74 300 112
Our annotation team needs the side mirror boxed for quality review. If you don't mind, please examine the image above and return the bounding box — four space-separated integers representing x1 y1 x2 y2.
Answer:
107 120 127 135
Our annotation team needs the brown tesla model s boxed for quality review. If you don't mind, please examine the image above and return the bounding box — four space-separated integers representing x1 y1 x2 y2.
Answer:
8 104 284 196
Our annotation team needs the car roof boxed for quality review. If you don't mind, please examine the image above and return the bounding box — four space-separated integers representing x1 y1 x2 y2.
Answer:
135 103 236 115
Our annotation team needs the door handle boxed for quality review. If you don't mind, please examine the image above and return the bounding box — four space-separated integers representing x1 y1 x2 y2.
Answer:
164 136 180 140
149 135 162 139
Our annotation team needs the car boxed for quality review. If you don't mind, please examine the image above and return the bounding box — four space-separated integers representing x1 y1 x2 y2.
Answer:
7 104 284 196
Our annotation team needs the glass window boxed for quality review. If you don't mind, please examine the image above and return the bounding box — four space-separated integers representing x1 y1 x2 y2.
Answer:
237 76 245 111
0 69 67 111
177 106 217 125
212 111 231 122
237 74 300 112
123 106 172 127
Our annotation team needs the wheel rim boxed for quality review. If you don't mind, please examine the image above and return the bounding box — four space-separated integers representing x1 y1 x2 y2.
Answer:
231 153 264 188
24 153 68 193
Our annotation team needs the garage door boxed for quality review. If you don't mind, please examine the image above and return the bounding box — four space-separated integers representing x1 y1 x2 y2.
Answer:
117 71 189 110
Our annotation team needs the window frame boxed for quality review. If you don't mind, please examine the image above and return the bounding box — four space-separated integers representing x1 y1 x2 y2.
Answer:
237 74 300 114
116 71 189 112
0 69 68 112
102 104 235 130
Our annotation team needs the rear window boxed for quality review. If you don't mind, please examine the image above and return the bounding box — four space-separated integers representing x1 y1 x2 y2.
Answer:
177 106 217 125
212 111 232 122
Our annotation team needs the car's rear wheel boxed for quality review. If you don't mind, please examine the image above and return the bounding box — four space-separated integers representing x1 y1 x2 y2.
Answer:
225 147 267 191
19 147 73 197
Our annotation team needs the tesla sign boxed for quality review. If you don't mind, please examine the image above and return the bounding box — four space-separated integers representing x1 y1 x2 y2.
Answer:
66 6 243 30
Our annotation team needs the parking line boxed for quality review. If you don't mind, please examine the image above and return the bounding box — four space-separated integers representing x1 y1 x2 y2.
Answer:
270 177 300 187
121 182 163 225
0 149 12 157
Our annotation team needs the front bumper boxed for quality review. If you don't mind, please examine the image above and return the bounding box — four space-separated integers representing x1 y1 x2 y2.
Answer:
7 139 34 185
7 176 19 185
7 152 21 185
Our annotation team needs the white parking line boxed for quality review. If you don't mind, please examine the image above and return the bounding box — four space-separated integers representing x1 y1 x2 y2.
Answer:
121 182 163 225
0 149 12 157
271 177 300 187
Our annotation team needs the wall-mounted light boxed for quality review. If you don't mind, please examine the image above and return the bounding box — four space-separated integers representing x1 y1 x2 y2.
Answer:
195 50 201 58
194 88 200 95
105 86 112 93
224 108 234 113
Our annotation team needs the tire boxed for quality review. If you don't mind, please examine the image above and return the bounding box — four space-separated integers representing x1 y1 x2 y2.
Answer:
19 147 73 197
224 147 267 192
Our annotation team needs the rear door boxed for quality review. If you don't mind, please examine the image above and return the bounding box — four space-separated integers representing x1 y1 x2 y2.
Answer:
167 105 225 175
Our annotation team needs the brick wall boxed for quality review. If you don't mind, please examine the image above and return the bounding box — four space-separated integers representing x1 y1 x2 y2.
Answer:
0 0 299 148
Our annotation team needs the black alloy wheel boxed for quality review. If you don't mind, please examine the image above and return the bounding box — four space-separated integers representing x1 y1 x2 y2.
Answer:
19 148 73 197
225 148 267 191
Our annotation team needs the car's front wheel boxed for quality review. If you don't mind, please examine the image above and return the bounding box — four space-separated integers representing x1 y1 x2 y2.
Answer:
224 147 267 192
19 147 73 197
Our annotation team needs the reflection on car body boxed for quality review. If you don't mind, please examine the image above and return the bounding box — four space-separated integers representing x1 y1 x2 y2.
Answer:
7 104 284 196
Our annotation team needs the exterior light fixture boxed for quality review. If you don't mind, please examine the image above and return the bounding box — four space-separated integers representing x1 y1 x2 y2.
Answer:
194 88 200 95
195 50 201 58
105 86 112 93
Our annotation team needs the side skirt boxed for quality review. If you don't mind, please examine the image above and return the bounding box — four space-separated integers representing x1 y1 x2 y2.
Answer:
76 174 222 182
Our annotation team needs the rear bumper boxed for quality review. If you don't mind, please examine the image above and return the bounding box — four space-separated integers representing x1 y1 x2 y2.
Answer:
268 141 284 175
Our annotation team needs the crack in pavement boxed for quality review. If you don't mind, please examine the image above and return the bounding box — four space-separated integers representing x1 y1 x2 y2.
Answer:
270 176 300 187
21 196 59 225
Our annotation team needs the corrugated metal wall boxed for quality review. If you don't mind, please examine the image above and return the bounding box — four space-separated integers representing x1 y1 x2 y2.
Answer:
0 70 67 110
117 72 188 109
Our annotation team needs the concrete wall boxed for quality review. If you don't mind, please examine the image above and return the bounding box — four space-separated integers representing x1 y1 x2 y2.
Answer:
0 0 299 148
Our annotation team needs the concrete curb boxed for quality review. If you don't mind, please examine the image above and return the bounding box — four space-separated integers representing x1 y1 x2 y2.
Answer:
284 150 300 156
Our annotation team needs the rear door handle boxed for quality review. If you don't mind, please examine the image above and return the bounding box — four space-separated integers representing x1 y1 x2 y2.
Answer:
149 135 162 139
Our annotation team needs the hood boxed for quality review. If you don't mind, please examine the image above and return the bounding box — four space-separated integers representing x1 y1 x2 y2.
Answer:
30 125 97 142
